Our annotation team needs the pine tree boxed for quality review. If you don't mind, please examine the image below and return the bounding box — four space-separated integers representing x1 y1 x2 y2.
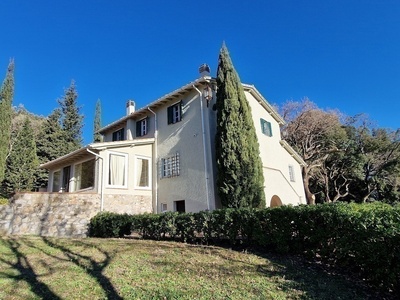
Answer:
3 117 38 193
215 44 265 208
0 60 14 183
93 99 102 142
58 80 84 152
35 109 66 189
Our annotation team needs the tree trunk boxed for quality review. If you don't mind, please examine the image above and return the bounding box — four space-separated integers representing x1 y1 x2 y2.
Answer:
302 167 316 205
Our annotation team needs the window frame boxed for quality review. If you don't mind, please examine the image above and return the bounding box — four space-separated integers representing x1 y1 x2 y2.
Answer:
161 152 180 178
161 203 168 213
52 169 61 192
74 158 96 192
134 155 151 190
136 117 148 137
260 118 272 137
112 128 125 141
167 101 183 124
107 151 128 189
288 165 296 182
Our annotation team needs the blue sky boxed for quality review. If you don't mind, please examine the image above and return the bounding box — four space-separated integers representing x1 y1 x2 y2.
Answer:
1 0 399 144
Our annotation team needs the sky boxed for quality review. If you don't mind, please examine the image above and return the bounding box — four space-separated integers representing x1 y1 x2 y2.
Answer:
1 0 399 145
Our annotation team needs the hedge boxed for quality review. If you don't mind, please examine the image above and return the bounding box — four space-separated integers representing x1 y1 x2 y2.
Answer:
88 202 400 293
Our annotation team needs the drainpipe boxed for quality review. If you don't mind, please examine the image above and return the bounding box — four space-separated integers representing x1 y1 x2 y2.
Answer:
193 85 210 210
147 107 158 213
86 148 104 212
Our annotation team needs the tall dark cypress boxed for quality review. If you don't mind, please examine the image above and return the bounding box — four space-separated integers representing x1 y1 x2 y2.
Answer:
0 60 14 183
215 44 265 208
93 99 102 142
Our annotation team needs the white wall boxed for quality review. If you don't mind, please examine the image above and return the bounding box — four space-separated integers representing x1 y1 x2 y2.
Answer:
245 90 306 206
156 90 212 213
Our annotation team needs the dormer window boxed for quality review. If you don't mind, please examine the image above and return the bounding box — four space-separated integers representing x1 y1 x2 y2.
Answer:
167 101 183 124
112 128 125 141
136 117 148 137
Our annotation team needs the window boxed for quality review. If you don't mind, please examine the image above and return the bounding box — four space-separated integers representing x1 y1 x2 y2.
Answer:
108 152 127 187
62 166 71 192
161 203 167 212
161 153 180 178
135 156 151 188
260 118 272 137
112 128 125 141
136 117 148 137
75 159 95 191
52 170 61 192
174 200 185 213
167 101 182 124
289 165 295 182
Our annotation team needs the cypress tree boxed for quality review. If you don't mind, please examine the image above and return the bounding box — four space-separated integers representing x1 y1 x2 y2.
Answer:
0 60 14 183
215 44 265 208
4 117 38 193
93 99 102 142
58 80 83 152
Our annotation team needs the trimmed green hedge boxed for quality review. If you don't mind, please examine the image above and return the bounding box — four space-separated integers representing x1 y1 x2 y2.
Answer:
89 202 400 292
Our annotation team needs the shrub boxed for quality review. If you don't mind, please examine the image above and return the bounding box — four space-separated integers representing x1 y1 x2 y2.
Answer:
88 202 400 292
88 212 132 238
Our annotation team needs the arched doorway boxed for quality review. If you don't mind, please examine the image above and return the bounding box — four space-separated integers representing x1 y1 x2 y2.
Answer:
270 195 282 207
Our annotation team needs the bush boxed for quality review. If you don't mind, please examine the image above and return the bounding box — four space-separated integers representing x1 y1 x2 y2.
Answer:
88 212 133 238
88 202 400 292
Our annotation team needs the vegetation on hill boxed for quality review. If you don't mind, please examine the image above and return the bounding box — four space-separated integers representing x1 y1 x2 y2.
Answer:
0 62 86 196
281 99 400 204
0 60 14 183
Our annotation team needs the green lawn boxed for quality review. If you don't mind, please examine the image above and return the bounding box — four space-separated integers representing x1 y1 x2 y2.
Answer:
0 236 390 299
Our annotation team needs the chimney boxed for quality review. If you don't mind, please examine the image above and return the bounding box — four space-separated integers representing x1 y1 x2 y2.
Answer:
199 64 211 77
126 100 135 115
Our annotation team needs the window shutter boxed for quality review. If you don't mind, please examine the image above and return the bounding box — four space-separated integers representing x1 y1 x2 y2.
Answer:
145 117 149 134
267 122 272 137
136 121 141 137
167 106 173 124
260 119 266 134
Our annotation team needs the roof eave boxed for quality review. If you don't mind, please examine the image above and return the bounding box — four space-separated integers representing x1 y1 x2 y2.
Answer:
242 84 286 125
98 77 211 134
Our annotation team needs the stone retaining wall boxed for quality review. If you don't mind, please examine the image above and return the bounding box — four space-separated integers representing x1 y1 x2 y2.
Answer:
0 192 152 237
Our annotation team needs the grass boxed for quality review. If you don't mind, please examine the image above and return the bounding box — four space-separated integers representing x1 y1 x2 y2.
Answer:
0 236 393 300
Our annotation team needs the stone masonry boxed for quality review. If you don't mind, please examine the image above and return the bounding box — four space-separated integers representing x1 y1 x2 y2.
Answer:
0 192 152 237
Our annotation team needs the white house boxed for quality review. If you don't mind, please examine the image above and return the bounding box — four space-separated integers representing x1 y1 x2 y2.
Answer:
41 64 306 214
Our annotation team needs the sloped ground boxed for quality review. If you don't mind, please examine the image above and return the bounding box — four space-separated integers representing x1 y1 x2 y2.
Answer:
0 236 394 300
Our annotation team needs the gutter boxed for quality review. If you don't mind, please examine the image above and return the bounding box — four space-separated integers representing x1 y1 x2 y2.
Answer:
86 148 105 212
147 107 158 213
193 85 210 210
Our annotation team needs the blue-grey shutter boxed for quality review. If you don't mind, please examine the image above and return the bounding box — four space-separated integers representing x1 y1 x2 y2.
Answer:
267 121 272 137
167 106 173 124
145 117 149 135
260 119 266 134
136 121 141 137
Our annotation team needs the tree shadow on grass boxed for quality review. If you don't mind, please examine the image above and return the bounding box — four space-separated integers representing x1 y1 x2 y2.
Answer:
253 251 396 300
42 237 123 300
0 237 61 299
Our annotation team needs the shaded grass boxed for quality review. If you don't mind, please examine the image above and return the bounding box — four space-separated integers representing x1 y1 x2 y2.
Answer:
0 236 393 299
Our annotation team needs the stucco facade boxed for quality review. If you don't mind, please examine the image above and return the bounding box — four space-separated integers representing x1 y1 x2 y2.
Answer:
41 66 306 214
